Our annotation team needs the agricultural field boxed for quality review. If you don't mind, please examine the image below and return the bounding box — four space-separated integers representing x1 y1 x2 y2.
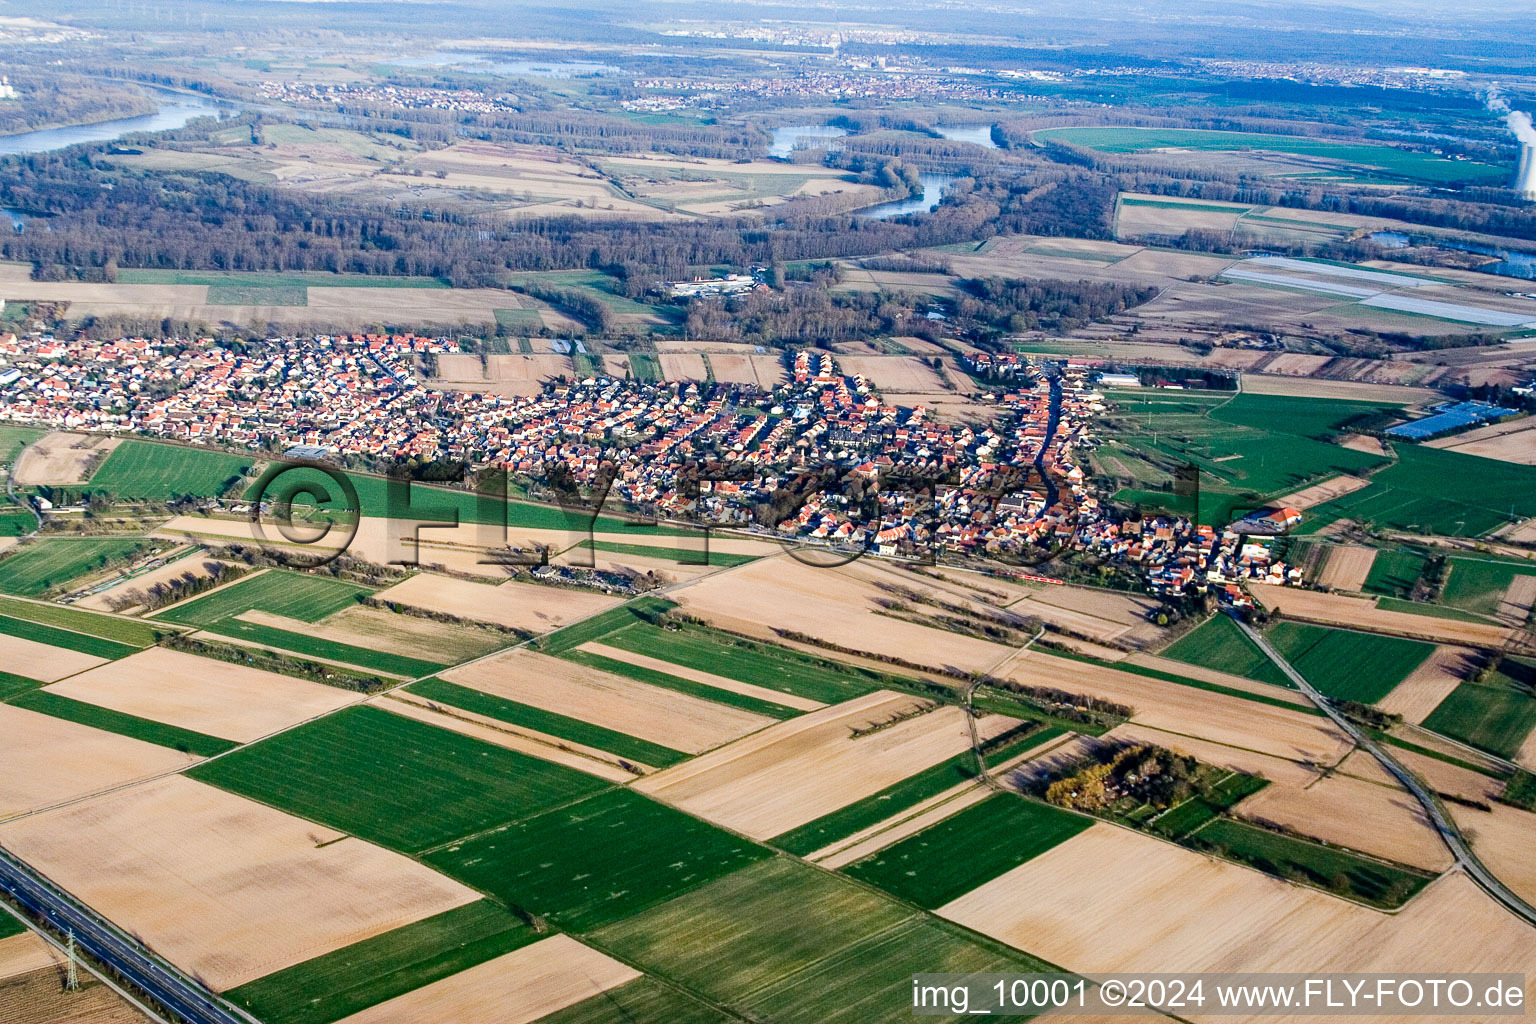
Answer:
1362 546 1429 599
0 610 139 660
225 901 536 1024
843 794 1093 908
423 788 768 931
1160 614 1292 688
1190 818 1435 907
0 774 479 990
0 537 155 597
84 440 253 500
188 705 607 853
44 646 355 743
1100 391 1391 527
153 568 445 677
1440 556 1536 620
0 594 159 646
591 857 1051 1024
0 702 199 818
1266 622 1434 704
1041 127 1506 185
407 676 691 769
1421 659 1536 760
5 688 234 757
1302 445 1536 537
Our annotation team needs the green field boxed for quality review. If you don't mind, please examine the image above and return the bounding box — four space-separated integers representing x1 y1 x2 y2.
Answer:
1193 818 1434 907
1040 127 1506 185
1362 547 1428 599
425 788 767 931
0 425 45 463
1305 446 1536 537
506 270 671 318
1266 622 1433 704
150 569 366 626
205 284 309 306
0 506 35 537
0 913 23 940
843 795 1093 908
245 466 687 536
8 690 236 757
492 306 541 329
0 581 159 645
0 670 44 701
1421 660 1536 760
152 569 442 676
407 677 689 768
85 440 253 500
1105 393 1391 526
580 539 758 568
116 270 447 288
626 351 663 381
533 977 736 1024
0 613 139 660
1161 614 1292 688
190 705 605 853
1441 557 1536 619
1149 771 1269 840
592 858 1051 1024
225 901 535 1024
0 538 153 597
592 619 893 706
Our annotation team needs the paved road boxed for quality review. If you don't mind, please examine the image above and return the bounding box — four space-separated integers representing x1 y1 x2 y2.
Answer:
0 846 248 1024
1238 617 1536 926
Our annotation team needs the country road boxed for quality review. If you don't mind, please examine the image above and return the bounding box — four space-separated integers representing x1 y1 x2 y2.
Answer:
0 846 250 1024
1238 617 1536 927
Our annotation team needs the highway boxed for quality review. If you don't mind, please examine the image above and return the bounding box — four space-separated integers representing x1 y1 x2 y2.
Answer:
0 845 249 1024
1239 617 1536 927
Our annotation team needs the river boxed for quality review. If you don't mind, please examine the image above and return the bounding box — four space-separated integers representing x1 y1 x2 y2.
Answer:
0 86 228 159
1369 231 1536 281
854 174 956 220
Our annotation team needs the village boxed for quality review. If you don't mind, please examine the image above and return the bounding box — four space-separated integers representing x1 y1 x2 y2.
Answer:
0 329 1299 602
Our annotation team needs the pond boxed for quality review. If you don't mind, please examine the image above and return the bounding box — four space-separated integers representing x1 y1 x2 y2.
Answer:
854 174 956 220
768 125 848 159
935 124 998 149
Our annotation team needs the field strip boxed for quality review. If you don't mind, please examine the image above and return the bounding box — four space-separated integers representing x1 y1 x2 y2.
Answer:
188 629 414 678
142 566 273 619
578 641 825 711
0 931 62 982
1234 772 1453 872
1497 574 1536 625
1122 653 1309 704
377 693 643 782
0 633 108 681
332 934 638 1024
634 693 1021 840
1316 544 1377 592
442 648 776 754
0 703 199 821
1518 728 1536 772
1375 646 1472 725
369 572 620 632
1250 584 1516 649
40 646 357 743
812 781 992 869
